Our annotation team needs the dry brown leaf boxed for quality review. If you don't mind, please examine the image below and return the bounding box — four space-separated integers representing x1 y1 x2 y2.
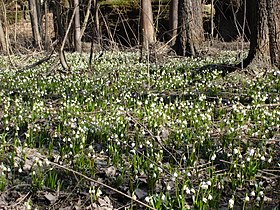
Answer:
134 188 147 200
44 192 58 204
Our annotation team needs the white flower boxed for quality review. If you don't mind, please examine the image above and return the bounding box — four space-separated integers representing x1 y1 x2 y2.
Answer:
201 182 208 190
245 195 250 202
185 203 191 209
25 202 32 210
96 188 102 197
211 154 216 161
145 196 150 203
229 199 234 208
268 157 272 163
183 185 191 194
161 194 166 201
166 184 171 191
260 156 265 161
208 194 213 200
44 158 50 166
202 197 207 203
249 148 255 156
250 191 255 197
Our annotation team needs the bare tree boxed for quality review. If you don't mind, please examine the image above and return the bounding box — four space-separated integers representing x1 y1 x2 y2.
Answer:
141 0 155 51
28 0 42 49
0 1 10 55
168 0 178 46
44 0 52 51
74 0 81 52
175 0 204 56
0 19 7 54
240 0 280 69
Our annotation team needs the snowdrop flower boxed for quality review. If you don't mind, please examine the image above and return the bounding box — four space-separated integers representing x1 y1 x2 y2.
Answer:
96 188 102 197
145 196 150 203
183 185 191 194
211 153 216 161
250 191 255 197
166 184 171 191
228 199 234 208
201 182 208 190
249 148 255 156
268 157 272 163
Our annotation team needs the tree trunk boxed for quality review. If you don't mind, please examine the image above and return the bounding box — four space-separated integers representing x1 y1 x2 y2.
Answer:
52 0 72 48
44 0 51 51
266 0 280 68
175 0 204 56
74 0 81 52
0 20 7 54
28 0 42 49
141 0 155 51
169 0 178 46
93 0 101 47
240 0 280 69
0 1 9 55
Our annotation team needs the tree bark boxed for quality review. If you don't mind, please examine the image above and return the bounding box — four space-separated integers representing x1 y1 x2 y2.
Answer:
28 0 42 49
169 0 178 46
266 0 280 68
0 20 7 54
44 0 51 51
141 0 155 51
240 0 280 69
175 0 204 56
74 0 81 52
52 0 72 48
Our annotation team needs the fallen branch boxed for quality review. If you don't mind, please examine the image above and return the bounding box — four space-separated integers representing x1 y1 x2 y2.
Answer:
47 160 156 210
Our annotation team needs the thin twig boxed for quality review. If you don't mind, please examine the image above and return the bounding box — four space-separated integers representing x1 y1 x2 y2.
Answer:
47 161 155 210
7 192 30 208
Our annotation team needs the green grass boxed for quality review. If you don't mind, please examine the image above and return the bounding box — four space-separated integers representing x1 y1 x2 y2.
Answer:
0 51 279 209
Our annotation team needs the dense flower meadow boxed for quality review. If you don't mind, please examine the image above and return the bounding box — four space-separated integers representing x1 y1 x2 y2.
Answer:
0 51 279 209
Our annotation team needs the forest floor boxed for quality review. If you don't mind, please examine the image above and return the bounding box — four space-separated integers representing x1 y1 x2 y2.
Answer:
0 47 279 209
